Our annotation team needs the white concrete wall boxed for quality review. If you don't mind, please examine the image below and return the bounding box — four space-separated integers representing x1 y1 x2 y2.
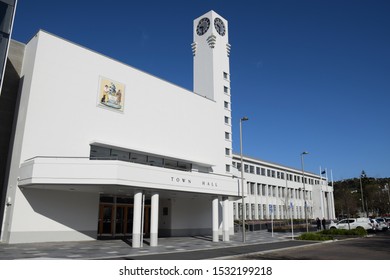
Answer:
18 31 225 172
8 188 99 243
1 35 39 242
170 197 212 236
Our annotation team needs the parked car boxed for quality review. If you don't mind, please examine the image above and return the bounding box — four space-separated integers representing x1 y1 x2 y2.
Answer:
373 218 389 231
384 217 390 227
369 218 379 231
329 218 374 231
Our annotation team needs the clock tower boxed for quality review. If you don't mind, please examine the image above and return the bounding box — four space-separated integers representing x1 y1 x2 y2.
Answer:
193 10 231 102
192 11 232 175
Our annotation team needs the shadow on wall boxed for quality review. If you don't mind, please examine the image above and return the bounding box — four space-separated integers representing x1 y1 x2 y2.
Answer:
21 188 99 238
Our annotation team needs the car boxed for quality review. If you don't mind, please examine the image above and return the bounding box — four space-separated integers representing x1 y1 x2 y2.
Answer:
384 217 390 227
328 218 374 231
373 218 389 231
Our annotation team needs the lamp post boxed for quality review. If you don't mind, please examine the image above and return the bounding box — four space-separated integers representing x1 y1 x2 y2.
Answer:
359 170 366 217
301 151 309 232
239 116 249 243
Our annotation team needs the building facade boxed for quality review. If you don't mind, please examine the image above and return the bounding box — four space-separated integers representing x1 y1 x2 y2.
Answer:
0 11 334 245
231 154 335 222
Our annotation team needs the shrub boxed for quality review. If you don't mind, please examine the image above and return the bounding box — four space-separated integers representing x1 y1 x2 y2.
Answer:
296 232 333 241
321 228 367 236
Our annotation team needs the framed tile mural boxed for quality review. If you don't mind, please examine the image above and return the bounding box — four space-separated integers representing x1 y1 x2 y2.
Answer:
98 77 125 112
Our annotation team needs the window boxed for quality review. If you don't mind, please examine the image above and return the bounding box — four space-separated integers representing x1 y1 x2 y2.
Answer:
223 72 228 79
177 161 191 171
251 204 255 219
256 167 260 175
225 164 230 172
249 165 254 174
225 148 230 156
130 152 147 164
271 170 275 178
110 149 130 161
257 183 261 196
90 145 192 171
225 132 230 140
165 159 191 171
250 182 255 195
267 169 271 177
244 164 249 173
148 156 163 167
90 146 110 159
224 116 229 124
164 159 177 169
224 101 229 109
261 168 266 176
223 86 229 94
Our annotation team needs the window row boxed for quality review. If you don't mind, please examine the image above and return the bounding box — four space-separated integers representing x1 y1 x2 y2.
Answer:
233 202 313 220
90 145 192 172
246 182 312 200
233 161 319 185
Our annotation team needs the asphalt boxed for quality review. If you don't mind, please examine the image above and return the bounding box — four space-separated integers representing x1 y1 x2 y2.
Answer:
0 230 319 260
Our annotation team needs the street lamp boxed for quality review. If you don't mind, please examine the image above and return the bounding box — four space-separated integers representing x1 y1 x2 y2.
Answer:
301 151 309 232
239 116 249 243
359 170 366 217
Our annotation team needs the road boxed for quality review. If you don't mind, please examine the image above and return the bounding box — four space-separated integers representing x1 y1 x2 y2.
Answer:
230 231 390 260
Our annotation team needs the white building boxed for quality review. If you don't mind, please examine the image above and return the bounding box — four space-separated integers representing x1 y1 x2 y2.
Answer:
0 11 334 245
231 154 335 222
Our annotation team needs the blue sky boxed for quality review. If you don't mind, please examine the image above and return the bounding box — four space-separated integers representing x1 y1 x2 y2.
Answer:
11 0 390 180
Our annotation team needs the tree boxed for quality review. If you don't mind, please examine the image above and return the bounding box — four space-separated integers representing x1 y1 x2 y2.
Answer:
334 177 390 218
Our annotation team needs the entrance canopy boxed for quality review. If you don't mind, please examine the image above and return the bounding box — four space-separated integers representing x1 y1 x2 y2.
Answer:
18 157 239 198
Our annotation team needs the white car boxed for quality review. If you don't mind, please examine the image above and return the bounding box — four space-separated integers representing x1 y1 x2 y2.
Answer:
373 218 388 231
329 218 374 231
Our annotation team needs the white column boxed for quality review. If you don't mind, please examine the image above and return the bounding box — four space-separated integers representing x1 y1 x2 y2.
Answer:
327 192 333 219
320 189 325 218
132 191 143 248
260 203 263 219
330 191 336 219
222 197 230 241
150 192 159 247
212 197 219 242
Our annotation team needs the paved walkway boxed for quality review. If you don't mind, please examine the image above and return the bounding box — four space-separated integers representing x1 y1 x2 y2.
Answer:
0 230 316 260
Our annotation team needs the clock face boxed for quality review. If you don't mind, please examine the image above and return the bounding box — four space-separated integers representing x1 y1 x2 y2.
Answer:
214 18 226 36
196 17 210 36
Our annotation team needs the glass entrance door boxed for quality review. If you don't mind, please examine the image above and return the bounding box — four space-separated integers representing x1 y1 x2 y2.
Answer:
98 202 150 238
98 205 114 236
